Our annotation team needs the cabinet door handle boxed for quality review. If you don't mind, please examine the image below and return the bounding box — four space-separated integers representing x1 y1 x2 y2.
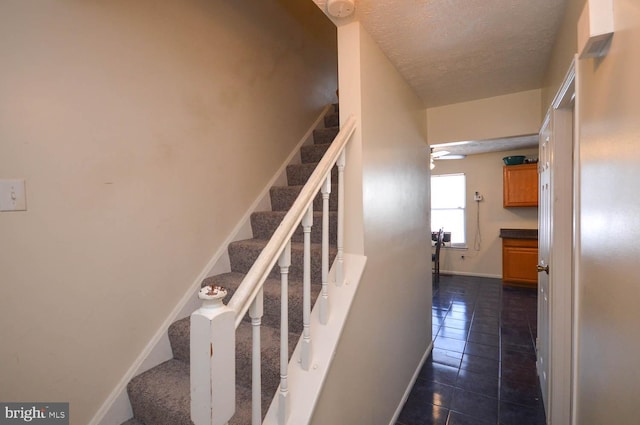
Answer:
537 264 549 274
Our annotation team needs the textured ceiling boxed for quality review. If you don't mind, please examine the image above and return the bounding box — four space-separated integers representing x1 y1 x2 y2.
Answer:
431 134 539 157
314 0 567 108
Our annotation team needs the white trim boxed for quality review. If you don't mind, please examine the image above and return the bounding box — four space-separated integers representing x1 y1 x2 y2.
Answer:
571 55 581 425
388 341 434 425
544 58 576 425
438 270 502 280
89 104 333 425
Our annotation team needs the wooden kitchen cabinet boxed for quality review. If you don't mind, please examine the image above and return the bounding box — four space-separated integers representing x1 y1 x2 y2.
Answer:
502 238 538 287
503 163 538 207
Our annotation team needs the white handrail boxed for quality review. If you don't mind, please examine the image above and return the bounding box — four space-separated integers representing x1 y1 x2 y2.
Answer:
227 114 356 327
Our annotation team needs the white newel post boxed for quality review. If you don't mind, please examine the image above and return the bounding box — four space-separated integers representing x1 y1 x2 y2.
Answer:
336 149 346 286
191 285 235 425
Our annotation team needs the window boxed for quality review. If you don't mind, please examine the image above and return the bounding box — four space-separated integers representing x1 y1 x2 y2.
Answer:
431 173 466 246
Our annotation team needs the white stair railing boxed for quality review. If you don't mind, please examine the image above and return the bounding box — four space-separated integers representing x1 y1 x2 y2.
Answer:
191 114 357 425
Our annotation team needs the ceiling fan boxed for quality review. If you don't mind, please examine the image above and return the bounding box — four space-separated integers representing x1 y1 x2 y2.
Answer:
430 148 451 159
430 147 466 169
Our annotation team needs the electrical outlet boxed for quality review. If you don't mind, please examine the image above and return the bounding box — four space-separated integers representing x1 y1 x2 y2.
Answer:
474 191 483 201
0 179 27 211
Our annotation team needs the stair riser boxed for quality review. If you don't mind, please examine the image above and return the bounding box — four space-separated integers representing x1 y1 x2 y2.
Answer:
128 393 190 425
127 360 191 425
270 186 338 212
312 127 339 145
324 112 339 127
251 212 337 245
228 242 336 283
300 143 331 164
286 163 338 186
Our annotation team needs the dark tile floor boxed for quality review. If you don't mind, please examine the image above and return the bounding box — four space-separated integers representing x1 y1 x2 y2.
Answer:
397 275 546 425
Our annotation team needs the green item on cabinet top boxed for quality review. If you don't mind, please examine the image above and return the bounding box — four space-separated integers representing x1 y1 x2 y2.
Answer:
503 155 526 165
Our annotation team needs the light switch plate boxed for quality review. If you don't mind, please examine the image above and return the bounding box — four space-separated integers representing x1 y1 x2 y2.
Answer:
0 179 27 211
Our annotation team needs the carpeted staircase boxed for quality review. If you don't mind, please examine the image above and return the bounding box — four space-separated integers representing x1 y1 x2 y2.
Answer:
122 106 340 425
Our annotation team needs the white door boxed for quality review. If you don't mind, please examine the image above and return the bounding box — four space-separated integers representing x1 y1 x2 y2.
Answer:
537 116 551 413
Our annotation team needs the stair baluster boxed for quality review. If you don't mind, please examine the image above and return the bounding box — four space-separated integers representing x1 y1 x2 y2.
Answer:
336 150 346 285
320 175 331 324
249 287 264 425
301 206 313 370
278 242 291 425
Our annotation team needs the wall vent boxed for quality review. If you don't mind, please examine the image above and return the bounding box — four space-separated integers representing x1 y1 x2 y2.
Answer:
578 0 614 59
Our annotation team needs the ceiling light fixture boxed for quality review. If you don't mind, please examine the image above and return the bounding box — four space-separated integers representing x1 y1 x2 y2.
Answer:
431 141 472 148
435 154 467 160
327 0 355 18
430 149 450 158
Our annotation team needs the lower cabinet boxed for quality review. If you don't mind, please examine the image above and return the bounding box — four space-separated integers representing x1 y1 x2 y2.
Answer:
502 238 538 287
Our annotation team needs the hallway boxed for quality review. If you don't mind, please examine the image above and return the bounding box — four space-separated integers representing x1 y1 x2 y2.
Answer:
397 275 546 425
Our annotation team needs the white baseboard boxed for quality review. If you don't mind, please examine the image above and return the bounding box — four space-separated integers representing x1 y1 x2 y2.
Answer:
89 104 333 425
439 270 502 279
388 341 434 425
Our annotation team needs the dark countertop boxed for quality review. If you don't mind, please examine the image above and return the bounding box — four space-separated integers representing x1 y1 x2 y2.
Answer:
499 228 538 240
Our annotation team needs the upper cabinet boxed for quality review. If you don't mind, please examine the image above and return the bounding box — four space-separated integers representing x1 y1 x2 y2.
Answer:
503 163 538 207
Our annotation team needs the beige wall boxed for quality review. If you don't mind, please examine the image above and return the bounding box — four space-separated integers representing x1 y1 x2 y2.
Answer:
552 0 640 422
541 0 587 111
312 21 431 425
432 149 538 277
427 89 542 144
541 0 640 422
0 1 336 423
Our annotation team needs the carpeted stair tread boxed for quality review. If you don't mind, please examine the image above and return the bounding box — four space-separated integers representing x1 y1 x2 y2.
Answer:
125 359 266 425
324 112 339 127
300 143 331 164
312 126 339 144
228 238 336 283
136 326 296 425
127 359 191 425
251 210 337 245
270 185 338 212
286 162 338 186
168 318 191 365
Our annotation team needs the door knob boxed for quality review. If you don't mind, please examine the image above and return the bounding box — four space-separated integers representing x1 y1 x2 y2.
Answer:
537 264 549 274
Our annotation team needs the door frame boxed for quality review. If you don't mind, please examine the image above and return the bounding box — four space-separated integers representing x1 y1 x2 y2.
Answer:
543 58 576 425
